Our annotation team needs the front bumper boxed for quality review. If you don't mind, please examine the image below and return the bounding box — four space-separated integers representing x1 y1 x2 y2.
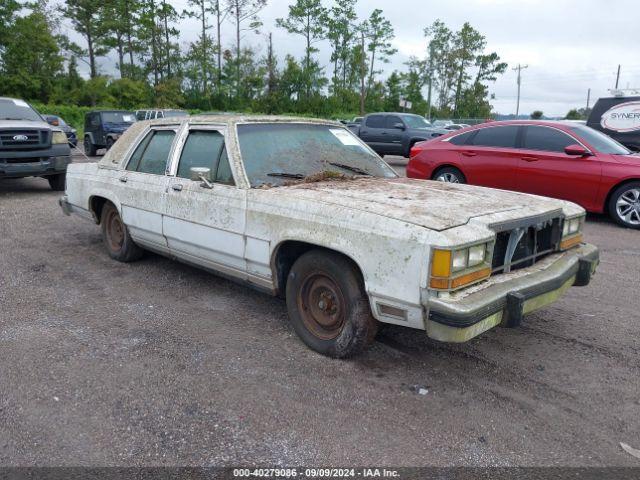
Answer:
425 243 599 342
0 144 72 178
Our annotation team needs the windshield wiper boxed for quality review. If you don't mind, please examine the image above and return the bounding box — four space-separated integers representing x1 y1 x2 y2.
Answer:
267 172 305 179
328 162 371 176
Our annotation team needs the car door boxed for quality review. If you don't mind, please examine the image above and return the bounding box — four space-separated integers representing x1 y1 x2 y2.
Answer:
515 125 602 208
458 125 521 190
358 115 386 153
383 115 405 155
162 126 248 279
119 127 177 250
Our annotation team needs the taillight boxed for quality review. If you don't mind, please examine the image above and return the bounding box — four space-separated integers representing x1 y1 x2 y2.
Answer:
410 145 422 158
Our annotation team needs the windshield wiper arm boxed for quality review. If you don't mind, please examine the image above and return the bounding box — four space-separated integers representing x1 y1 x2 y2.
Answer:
328 162 371 176
267 172 305 179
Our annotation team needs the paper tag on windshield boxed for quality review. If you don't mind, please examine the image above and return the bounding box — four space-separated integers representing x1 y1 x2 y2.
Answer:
12 99 29 107
330 128 360 146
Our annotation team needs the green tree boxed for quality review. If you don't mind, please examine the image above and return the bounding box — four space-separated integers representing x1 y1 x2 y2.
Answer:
0 8 64 102
184 0 216 95
276 0 327 100
326 0 357 93
531 110 543 119
62 0 110 78
225 0 267 99
108 77 152 108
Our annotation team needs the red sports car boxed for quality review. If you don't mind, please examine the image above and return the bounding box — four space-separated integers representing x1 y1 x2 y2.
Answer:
407 120 640 229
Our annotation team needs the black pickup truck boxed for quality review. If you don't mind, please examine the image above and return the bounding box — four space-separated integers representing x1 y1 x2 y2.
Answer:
348 112 448 157
0 97 71 190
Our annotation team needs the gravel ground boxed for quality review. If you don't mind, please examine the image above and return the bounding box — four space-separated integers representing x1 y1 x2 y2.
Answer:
1 152 639 467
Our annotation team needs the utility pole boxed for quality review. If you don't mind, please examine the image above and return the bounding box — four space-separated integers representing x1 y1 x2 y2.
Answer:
513 64 528 117
586 88 591 110
615 65 621 89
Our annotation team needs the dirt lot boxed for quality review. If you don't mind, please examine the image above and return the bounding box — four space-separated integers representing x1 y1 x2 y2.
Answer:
1 153 639 467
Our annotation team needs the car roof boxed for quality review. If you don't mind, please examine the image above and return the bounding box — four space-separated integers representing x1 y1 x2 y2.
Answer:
143 114 342 128
469 120 578 129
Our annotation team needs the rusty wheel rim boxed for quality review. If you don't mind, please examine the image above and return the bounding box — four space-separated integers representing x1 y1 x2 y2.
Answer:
298 272 346 340
105 209 125 252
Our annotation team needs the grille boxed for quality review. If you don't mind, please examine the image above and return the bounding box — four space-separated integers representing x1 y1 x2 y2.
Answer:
4 157 42 164
0 130 49 150
491 218 562 274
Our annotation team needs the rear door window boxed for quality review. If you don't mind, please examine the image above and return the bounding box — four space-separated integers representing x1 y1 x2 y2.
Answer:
471 126 519 148
365 115 385 128
523 126 577 153
448 130 475 146
126 130 176 175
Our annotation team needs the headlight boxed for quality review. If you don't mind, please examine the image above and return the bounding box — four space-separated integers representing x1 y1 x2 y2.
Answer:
560 214 585 250
52 131 68 144
430 241 493 290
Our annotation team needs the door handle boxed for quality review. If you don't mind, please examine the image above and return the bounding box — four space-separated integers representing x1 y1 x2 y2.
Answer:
461 151 477 157
171 183 183 191
119 176 127 183
521 156 538 162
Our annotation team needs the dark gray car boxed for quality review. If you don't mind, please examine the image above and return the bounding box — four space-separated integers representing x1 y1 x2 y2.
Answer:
0 97 71 190
349 113 449 157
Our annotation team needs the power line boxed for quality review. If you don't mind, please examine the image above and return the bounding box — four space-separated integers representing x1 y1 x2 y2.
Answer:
513 64 528 116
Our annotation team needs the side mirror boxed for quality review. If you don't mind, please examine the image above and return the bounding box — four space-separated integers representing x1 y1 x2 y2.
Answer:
190 167 213 188
564 144 590 157
393 122 406 130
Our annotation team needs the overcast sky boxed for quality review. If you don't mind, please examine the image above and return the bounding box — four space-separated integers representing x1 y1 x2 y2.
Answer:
65 0 640 116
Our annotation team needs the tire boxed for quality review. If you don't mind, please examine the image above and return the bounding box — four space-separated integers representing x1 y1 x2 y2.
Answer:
608 181 640 229
47 173 66 191
432 166 466 184
106 137 115 150
100 203 144 262
285 250 378 358
84 136 97 156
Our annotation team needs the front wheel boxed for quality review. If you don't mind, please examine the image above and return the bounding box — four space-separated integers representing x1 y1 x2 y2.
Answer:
608 182 640 229
101 203 144 262
47 173 66 191
106 137 115 150
433 166 466 184
285 250 378 358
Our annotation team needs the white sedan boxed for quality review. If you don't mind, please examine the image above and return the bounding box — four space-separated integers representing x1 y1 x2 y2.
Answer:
60 116 599 357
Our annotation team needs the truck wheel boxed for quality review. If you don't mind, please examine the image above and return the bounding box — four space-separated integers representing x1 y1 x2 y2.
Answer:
608 182 640 229
286 250 378 358
84 137 97 156
101 203 144 262
432 166 466 184
106 137 115 150
47 173 66 191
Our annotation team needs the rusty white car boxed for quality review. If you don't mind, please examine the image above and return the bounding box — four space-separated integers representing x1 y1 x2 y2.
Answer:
60 116 600 358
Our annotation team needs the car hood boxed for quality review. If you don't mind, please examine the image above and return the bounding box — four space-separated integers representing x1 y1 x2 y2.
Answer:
279 177 567 231
611 153 640 166
408 127 448 136
0 119 53 130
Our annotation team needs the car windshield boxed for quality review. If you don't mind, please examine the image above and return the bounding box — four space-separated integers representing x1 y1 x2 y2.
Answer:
0 99 42 122
102 112 136 124
568 125 631 155
401 115 431 129
237 123 397 187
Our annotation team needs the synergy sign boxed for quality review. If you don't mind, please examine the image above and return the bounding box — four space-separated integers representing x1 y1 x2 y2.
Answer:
601 101 640 132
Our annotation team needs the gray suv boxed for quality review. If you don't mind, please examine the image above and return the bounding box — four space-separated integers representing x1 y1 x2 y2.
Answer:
0 97 71 190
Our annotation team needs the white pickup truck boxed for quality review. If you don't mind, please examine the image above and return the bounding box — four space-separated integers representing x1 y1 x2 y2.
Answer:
60 115 599 357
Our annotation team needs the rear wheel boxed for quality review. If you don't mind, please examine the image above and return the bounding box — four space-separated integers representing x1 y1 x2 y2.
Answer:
84 136 97 156
47 173 66 191
285 250 378 358
608 182 640 229
101 203 144 262
106 137 115 150
433 166 466 184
